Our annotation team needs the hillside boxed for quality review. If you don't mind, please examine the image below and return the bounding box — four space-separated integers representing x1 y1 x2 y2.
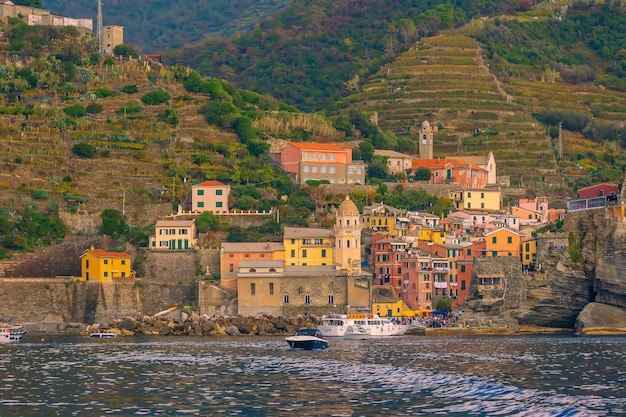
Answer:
40 0 293 53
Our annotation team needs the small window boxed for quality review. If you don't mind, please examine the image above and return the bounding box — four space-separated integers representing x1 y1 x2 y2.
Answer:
198 202 205 208
121 260 126 265
492 237 497 244
507 236 513 244
269 283 274 295
216 202 223 208
104 260 108 265
251 283 256 296
305 294 311 304
302 250 307 258
328 294 334 304
197 190 204 196
283 294 290 304
104 271 108 277
216 189 223 196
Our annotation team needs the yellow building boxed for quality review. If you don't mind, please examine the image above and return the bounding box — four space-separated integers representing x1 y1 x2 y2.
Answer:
450 188 501 211
521 238 537 267
372 285 415 317
79 247 132 282
484 228 524 258
417 228 446 244
283 226 334 266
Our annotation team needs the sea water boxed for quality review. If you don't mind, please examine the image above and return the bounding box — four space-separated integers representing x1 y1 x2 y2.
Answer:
0 334 624 416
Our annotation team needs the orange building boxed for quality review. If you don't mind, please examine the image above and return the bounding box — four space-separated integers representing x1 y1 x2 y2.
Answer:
220 242 285 290
280 142 365 185
483 228 525 258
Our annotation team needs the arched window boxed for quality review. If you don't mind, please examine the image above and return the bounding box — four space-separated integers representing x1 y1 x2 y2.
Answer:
249 268 256 272
269 268 276 272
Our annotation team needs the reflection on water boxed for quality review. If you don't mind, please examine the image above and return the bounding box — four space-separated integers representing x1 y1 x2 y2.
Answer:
0 335 624 416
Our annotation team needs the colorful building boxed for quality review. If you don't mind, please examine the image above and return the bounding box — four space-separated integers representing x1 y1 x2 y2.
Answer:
149 219 197 251
79 247 132 282
220 242 285 290
280 142 366 185
411 158 488 189
450 188 501 211
283 226 335 267
483 228 525 258
578 183 619 199
191 180 230 213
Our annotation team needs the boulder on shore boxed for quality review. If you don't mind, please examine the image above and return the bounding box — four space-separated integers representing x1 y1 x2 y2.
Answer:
575 302 626 335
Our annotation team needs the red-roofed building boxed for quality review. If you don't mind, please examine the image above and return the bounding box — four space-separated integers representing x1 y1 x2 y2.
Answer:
79 247 133 282
411 158 488 189
280 142 365 185
192 180 230 212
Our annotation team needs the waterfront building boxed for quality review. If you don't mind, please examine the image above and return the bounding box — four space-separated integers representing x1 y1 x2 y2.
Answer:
79 247 132 282
219 242 285 290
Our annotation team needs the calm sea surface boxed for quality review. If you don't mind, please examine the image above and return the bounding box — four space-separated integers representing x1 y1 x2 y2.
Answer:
0 334 624 416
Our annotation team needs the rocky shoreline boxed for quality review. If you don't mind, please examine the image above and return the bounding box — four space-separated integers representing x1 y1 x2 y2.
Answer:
20 304 626 337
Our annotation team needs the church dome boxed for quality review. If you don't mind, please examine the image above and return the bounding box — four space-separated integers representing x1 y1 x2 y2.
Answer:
421 120 430 127
337 196 359 216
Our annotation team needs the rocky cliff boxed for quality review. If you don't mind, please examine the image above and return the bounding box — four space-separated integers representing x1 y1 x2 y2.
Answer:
464 208 626 333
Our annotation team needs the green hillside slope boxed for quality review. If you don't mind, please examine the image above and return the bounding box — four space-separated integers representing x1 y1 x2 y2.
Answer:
40 0 293 53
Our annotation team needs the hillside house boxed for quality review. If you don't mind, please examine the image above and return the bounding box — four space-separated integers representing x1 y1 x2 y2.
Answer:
462 151 497 185
578 183 619 199
450 187 502 211
192 180 230 213
79 247 132 282
374 149 414 175
149 219 197 251
483 228 525 258
280 142 365 185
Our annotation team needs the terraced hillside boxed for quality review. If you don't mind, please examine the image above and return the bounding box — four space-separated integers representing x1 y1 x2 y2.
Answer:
343 35 556 185
0 59 239 223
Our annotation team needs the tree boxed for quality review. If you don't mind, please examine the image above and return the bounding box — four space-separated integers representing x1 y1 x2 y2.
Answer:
113 44 140 58
414 167 432 181
196 211 220 232
141 90 170 105
397 19 417 45
63 103 86 118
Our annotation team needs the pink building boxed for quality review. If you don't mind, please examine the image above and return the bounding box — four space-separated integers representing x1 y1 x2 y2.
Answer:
411 158 488 189
191 180 230 212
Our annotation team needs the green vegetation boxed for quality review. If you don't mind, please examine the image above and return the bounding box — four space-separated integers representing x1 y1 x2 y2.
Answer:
0 204 66 252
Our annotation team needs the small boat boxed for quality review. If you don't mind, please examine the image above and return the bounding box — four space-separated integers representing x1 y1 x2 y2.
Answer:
89 332 117 339
0 324 26 343
344 325 370 340
285 328 329 350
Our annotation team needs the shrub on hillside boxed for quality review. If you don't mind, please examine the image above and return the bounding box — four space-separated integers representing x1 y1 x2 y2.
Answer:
85 103 104 114
113 44 139 58
141 90 170 105
116 102 142 115
94 87 119 98
71 143 96 158
63 103 86 118
32 189 48 200
121 84 138 94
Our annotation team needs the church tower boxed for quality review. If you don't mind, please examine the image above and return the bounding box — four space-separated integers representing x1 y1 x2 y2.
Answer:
334 195 361 274
418 120 434 160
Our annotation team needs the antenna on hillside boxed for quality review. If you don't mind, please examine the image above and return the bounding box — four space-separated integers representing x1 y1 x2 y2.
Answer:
558 121 562 161
97 0 103 54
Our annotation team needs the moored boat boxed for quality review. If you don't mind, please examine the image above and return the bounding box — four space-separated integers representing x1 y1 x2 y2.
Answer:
0 324 26 343
285 328 329 350
318 313 410 337
89 332 117 339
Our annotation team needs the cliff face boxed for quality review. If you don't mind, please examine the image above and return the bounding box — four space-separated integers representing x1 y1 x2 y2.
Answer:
465 209 626 329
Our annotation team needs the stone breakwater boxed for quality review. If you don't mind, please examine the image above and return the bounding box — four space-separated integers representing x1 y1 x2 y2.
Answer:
24 313 322 337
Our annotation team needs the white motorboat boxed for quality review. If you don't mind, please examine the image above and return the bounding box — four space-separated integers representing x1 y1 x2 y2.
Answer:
344 325 370 340
285 328 329 350
89 332 117 338
0 324 26 343
318 313 410 337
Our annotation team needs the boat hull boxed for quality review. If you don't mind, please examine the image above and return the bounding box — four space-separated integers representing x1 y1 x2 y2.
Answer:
285 336 328 350
319 314 410 337
0 325 26 343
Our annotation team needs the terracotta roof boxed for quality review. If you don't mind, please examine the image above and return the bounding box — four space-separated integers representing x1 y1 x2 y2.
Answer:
286 142 350 151
221 242 285 252
155 219 195 227
374 150 412 158
412 158 485 171
577 183 618 192
283 226 333 239
83 248 130 259
195 180 227 187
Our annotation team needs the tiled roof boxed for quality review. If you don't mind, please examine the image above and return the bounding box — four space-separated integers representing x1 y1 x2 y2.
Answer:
287 142 350 151
84 248 131 259
155 219 195 226
412 158 485 171
221 242 285 252
195 180 227 187
283 226 333 239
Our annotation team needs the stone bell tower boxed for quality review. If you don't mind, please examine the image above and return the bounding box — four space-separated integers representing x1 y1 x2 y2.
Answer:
334 195 361 274
418 120 434 160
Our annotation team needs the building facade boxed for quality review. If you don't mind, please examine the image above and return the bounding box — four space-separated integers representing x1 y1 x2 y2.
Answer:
79 247 132 282
149 219 197 251
220 242 285 290
103 25 124 55
280 142 365 185
192 180 230 213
